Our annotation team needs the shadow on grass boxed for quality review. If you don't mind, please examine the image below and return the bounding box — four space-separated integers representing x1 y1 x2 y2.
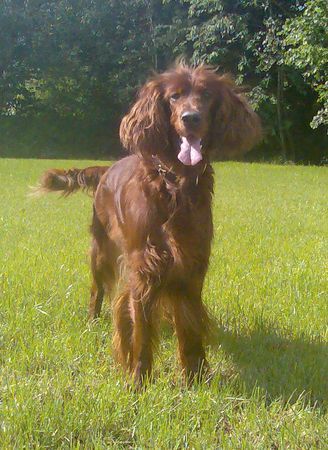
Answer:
213 323 328 409
95 311 328 408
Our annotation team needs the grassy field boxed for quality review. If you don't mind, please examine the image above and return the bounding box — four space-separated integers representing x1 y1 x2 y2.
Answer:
0 158 327 448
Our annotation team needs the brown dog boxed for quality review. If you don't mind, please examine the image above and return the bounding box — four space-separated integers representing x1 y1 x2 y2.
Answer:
37 63 261 385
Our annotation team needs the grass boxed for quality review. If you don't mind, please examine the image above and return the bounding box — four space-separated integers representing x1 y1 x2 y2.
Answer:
0 158 327 449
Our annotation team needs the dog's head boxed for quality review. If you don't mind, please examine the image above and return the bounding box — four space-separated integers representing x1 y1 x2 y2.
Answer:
120 64 262 166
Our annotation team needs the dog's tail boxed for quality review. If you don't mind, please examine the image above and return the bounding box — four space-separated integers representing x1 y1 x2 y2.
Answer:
32 166 110 197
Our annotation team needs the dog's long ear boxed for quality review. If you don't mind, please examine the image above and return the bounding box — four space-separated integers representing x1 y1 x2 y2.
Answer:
210 75 262 159
119 77 169 158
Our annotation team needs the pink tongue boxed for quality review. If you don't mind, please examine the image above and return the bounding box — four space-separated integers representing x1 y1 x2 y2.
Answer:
178 136 203 166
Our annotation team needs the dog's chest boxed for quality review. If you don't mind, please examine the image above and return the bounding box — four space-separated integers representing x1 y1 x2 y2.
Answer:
162 190 213 274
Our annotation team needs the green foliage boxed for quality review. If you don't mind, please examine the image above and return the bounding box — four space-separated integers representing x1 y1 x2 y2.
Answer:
1 159 328 446
284 0 328 128
0 0 154 119
179 0 328 162
0 1 327 161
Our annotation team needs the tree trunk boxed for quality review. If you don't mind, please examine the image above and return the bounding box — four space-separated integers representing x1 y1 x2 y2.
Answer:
277 66 288 161
147 0 158 70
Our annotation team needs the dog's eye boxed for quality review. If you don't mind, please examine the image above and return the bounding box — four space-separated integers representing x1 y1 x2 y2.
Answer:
202 90 211 100
170 93 181 102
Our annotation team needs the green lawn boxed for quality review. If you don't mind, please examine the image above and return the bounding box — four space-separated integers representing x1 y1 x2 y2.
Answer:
0 158 327 448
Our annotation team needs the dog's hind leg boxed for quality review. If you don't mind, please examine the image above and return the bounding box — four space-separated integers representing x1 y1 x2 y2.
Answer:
89 239 118 320
88 240 106 320
88 206 117 320
112 289 133 370
171 283 210 384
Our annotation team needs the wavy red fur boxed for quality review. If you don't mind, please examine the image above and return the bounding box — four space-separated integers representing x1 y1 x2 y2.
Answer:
37 64 261 386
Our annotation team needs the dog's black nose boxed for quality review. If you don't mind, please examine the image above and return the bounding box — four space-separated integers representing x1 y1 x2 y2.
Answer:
181 111 201 125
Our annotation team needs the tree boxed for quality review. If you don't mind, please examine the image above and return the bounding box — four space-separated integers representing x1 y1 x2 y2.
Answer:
0 0 326 162
0 1 160 156
177 0 317 161
283 0 328 130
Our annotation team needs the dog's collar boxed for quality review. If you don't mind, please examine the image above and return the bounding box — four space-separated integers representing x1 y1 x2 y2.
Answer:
151 155 179 187
151 154 207 187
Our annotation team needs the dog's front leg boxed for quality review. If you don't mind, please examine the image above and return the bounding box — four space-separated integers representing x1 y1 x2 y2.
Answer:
173 292 209 385
129 271 160 387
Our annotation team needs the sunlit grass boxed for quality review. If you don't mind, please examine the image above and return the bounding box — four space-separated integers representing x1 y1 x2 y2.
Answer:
0 158 327 448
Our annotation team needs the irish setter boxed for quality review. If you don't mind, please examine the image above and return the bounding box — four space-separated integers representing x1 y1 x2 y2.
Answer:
37 64 261 386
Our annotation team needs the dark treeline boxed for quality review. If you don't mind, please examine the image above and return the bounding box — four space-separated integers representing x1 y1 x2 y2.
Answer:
0 0 327 163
